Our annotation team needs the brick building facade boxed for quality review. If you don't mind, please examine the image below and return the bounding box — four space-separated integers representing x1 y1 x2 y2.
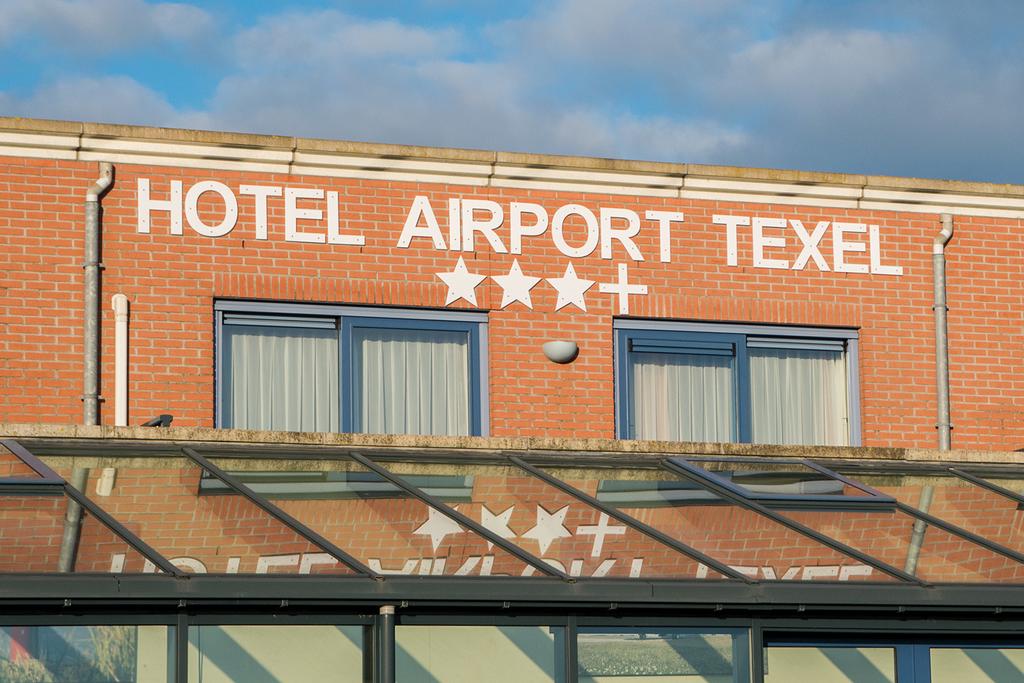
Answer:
1 117 1022 449
2 117 1024 682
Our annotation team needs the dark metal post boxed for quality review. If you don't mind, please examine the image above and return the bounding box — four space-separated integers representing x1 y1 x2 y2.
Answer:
175 611 188 683
377 605 395 683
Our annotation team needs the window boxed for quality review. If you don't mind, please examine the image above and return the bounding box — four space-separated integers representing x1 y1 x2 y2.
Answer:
615 321 859 446
216 302 486 436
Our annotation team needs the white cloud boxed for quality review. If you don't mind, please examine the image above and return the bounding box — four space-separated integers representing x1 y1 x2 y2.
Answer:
4 1 1024 181
0 76 210 129
0 0 215 53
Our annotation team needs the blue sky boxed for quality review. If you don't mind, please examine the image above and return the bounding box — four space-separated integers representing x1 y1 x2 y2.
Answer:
1 0 1022 183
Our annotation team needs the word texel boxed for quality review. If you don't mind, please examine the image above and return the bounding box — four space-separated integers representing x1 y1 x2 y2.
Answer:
714 215 903 275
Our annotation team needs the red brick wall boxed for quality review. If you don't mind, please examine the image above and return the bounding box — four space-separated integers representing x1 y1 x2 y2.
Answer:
2 156 1023 449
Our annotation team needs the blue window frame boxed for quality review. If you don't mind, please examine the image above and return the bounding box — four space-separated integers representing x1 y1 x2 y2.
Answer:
215 301 487 436
615 321 859 446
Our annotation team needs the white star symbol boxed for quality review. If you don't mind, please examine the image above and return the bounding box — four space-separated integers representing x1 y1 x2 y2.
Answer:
546 263 595 312
491 260 541 309
437 256 486 306
413 507 465 552
480 505 516 549
522 505 572 555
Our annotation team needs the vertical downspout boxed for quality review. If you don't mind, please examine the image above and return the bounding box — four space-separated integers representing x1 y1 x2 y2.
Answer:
83 162 114 424
933 213 955 450
59 162 114 573
904 213 955 575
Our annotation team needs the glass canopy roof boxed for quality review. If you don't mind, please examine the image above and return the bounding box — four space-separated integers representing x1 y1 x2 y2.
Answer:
5 438 1024 587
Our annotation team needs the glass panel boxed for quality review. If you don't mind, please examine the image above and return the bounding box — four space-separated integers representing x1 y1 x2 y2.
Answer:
689 460 872 498
783 506 1024 583
578 629 745 682
750 347 849 446
0 495 152 573
931 647 1024 682
631 351 736 442
354 327 470 437
542 466 893 582
397 625 562 683
222 322 339 432
63 459 355 575
846 473 1024 555
764 646 896 683
212 458 533 577
0 443 43 479
0 625 173 682
378 462 712 579
189 625 366 682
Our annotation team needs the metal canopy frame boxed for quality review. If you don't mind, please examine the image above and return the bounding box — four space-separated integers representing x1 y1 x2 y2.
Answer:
3 438 1024 615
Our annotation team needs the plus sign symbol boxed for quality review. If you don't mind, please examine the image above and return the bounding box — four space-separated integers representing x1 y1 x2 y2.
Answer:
599 263 648 314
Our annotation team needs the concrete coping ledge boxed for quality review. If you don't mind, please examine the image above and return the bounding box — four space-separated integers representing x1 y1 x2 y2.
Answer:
2 423 1022 466
4 116 1024 199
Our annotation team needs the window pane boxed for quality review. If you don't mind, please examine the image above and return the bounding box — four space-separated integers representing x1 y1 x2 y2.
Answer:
397 625 562 683
750 347 848 446
223 323 339 432
0 625 173 682
378 462 712 579
0 495 153 573
213 458 533 577
690 460 873 498
931 647 1024 682
783 507 1024 583
765 646 895 683
542 466 893 582
847 473 1024 555
578 629 745 682
631 352 736 442
189 625 366 682
0 443 43 478
61 459 356 575
354 327 470 436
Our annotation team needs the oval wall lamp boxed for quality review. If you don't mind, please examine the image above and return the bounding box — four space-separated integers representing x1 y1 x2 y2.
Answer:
542 341 579 364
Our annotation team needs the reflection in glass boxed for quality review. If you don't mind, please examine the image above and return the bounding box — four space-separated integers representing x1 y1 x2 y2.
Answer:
764 646 895 683
686 460 873 498
931 647 1024 682
784 506 1024 583
189 625 366 683
543 466 891 582
0 444 42 479
212 458 531 577
376 462 712 579
397 625 562 683
62 459 356 575
0 625 173 682
578 629 745 682
849 473 1024 557
0 495 151 573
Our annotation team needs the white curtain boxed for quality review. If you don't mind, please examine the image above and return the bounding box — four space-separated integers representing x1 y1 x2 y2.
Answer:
750 348 848 446
223 325 339 432
356 328 470 436
632 352 736 442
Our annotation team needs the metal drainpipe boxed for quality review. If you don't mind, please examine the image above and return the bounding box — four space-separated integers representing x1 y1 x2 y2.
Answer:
933 213 955 450
58 163 114 573
83 162 114 424
904 214 955 575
